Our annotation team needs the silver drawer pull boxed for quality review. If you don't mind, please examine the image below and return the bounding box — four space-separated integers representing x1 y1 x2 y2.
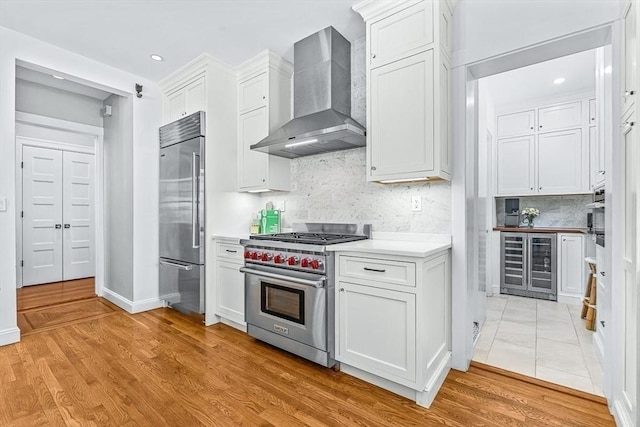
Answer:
225 249 238 253
364 267 386 273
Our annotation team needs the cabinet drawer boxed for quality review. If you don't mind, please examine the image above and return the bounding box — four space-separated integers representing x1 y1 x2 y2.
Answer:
369 2 434 69
239 73 267 114
216 242 243 262
339 256 416 287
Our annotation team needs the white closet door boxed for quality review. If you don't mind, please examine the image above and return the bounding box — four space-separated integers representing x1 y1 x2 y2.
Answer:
62 151 95 280
22 146 63 286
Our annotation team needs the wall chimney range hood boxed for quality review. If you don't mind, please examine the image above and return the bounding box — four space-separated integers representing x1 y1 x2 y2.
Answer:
250 26 366 159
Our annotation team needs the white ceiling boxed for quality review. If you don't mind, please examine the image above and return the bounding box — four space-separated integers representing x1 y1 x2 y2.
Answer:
0 0 365 82
482 49 596 108
16 66 113 100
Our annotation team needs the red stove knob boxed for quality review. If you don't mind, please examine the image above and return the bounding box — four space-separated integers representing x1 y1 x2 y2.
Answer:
261 253 272 262
310 259 322 270
273 254 283 264
244 251 252 259
287 256 298 265
251 252 260 260
300 258 309 268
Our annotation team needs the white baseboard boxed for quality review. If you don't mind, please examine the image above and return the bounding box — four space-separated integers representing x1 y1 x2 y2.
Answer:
340 352 452 409
557 294 582 305
0 327 21 347
593 332 606 367
612 399 633 427
102 288 163 314
219 317 247 332
491 284 500 295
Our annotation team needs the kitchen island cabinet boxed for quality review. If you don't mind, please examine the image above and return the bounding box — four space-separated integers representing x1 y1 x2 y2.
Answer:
329 239 451 408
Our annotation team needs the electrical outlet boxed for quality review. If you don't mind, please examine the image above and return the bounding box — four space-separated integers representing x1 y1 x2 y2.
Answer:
277 200 286 212
0 197 6 212
411 195 422 212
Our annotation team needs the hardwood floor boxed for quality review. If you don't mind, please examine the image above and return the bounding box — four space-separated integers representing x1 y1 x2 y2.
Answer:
1 301 614 426
17 277 96 311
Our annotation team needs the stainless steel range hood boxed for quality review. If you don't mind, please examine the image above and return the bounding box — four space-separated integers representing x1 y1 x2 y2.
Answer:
250 26 366 159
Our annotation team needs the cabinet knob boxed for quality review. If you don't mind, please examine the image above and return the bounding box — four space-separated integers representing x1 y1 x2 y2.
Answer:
339 288 345 292
262 178 266 182
625 90 635 96
563 238 566 241
530 187 533 190
530 127 533 130
371 53 377 59
600 320 605 327
262 96 266 100
600 271 605 276
539 187 542 190
55 224 62 229
371 166 377 171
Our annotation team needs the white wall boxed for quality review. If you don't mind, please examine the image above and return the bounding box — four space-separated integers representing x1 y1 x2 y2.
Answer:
453 0 620 67
16 79 104 127
103 94 134 301
0 26 161 345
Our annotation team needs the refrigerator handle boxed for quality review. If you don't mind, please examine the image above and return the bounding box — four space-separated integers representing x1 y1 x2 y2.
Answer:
192 152 200 249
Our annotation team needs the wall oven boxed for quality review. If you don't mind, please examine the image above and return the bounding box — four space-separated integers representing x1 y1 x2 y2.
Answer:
587 187 605 247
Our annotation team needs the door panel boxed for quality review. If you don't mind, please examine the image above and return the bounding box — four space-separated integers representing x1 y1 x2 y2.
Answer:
238 108 268 189
497 135 534 195
159 137 204 264
537 129 583 194
22 146 63 286
63 151 95 280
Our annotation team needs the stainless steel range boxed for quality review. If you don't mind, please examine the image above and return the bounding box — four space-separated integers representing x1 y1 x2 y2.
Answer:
240 223 371 367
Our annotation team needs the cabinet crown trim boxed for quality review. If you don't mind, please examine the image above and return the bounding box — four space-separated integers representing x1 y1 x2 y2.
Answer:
237 50 293 80
353 0 422 21
159 53 234 91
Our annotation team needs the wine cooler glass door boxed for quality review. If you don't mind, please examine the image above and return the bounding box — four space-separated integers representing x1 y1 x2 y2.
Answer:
501 233 527 292
528 234 557 297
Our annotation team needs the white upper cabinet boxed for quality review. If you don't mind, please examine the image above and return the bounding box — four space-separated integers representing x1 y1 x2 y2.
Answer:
369 1 434 69
497 135 535 195
236 52 292 192
496 110 535 137
538 101 582 133
537 129 584 194
163 75 207 124
623 0 637 114
356 0 452 182
238 72 267 114
370 51 435 178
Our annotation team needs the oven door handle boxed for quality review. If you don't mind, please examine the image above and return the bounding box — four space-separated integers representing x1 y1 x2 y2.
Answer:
240 267 325 288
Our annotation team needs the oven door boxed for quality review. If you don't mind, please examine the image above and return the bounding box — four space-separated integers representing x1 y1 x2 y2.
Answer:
242 265 327 350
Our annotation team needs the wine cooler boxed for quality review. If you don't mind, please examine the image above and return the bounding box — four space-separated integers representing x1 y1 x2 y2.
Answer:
500 232 557 301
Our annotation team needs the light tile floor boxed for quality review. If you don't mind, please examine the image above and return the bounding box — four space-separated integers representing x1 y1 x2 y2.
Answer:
473 294 604 396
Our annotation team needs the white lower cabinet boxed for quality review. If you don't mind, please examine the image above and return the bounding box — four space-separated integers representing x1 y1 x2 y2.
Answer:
335 249 451 408
214 241 246 329
338 282 417 382
557 233 585 305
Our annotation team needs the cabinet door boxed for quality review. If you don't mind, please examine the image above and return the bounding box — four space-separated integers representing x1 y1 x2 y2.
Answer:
538 101 583 132
238 107 269 190
337 282 416 383
166 89 186 123
184 77 206 116
370 51 434 179
558 234 584 296
589 126 604 190
215 260 245 324
623 0 637 114
496 110 535 138
496 135 535 195
537 129 583 194
369 2 433 69
589 98 597 125
239 73 267 114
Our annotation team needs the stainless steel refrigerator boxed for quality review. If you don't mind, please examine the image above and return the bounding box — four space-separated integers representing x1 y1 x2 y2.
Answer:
159 111 205 315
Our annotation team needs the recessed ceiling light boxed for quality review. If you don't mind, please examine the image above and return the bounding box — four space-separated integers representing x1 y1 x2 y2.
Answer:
52 75 64 80
553 77 565 85
150 54 164 61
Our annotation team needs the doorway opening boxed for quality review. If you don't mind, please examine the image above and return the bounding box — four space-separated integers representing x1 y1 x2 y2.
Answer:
460 25 614 398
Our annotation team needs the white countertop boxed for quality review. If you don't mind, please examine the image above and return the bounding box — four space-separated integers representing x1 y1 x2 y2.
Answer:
327 239 451 258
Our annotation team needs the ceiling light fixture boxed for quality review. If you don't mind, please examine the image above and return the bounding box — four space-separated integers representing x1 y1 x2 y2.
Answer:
52 75 64 80
150 54 164 61
553 77 565 85
284 138 319 148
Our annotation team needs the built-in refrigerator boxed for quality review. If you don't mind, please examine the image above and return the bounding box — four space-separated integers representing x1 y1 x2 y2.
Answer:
158 111 205 315
500 232 557 301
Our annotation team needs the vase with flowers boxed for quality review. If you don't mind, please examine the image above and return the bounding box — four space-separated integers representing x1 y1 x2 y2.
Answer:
521 207 540 228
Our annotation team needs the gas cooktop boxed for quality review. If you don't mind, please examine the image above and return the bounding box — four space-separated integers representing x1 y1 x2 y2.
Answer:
250 232 368 245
